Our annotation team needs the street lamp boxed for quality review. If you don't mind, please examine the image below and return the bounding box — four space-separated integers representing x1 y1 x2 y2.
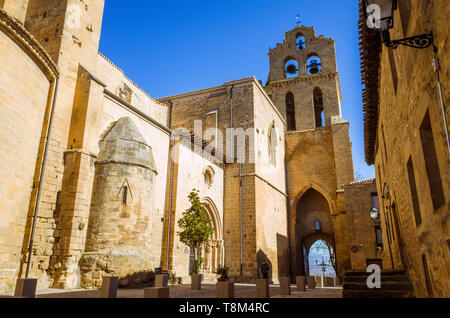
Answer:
363 0 434 49
370 207 380 222
316 258 330 277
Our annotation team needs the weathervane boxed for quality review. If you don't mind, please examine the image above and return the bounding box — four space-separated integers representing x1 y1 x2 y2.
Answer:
296 14 301 27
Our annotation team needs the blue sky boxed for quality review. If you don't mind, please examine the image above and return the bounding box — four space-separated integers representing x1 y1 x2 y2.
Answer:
99 0 375 179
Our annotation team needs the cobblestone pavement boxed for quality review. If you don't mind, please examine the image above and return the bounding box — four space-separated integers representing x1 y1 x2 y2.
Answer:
31 283 342 298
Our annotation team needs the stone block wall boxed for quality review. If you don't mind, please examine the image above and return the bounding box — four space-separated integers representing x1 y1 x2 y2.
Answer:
1 0 29 23
159 78 289 283
344 180 381 270
370 0 449 297
0 8 57 293
161 141 224 282
80 117 158 288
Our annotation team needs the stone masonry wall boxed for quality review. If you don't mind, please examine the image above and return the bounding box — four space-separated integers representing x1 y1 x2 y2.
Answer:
162 142 224 283
80 117 158 288
373 0 449 297
1 0 29 23
344 180 381 270
0 9 56 293
159 78 289 282
18 0 106 289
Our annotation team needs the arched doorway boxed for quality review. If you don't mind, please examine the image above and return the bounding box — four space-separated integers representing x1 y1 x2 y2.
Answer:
292 188 335 278
307 239 336 278
188 198 224 279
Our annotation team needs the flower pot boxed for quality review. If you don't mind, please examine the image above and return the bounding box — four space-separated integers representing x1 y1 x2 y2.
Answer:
217 277 228 282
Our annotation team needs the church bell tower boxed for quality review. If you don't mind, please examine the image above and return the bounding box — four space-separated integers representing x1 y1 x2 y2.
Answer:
265 25 355 280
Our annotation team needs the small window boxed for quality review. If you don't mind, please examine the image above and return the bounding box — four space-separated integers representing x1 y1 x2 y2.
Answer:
389 210 396 242
314 220 321 231
398 0 412 37
286 92 296 131
381 124 388 163
371 192 379 210
313 87 325 128
385 210 392 245
375 226 383 247
122 186 128 205
268 124 277 166
387 48 398 93
407 157 422 226
203 166 215 188
420 110 445 210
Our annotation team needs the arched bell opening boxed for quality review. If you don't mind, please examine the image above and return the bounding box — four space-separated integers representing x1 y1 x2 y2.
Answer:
307 55 322 75
284 57 299 79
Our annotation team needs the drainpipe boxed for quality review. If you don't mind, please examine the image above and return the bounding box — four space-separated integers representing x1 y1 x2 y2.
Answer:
284 153 292 278
230 85 234 162
165 131 175 271
432 45 449 152
25 73 60 278
168 100 173 129
239 163 243 277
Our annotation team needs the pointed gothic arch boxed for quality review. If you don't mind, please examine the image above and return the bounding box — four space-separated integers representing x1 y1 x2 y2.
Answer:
193 197 224 275
290 184 336 278
291 183 335 215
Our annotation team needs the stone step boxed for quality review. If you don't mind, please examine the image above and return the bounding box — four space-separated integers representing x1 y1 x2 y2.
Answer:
343 290 415 298
344 270 407 277
343 281 414 291
343 275 410 283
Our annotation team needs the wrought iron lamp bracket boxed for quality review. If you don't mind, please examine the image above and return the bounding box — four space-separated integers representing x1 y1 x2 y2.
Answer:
387 32 434 49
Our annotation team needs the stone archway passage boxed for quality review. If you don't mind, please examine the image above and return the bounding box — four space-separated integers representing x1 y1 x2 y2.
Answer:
306 239 337 278
292 188 335 277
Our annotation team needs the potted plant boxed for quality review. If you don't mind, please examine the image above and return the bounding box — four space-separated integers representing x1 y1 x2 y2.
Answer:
168 271 177 287
216 265 229 282
177 190 215 290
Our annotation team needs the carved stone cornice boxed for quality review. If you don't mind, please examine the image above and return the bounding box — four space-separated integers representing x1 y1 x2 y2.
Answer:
0 9 58 80
266 71 338 88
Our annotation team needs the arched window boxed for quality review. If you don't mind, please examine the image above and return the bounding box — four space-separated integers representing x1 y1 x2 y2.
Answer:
296 33 306 50
268 123 277 166
285 58 299 79
203 166 215 188
122 186 128 205
314 220 321 231
286 92 296 131
307 55 322 75
313 87 325 128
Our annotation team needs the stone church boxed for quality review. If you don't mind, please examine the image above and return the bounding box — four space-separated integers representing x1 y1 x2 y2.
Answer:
0 0 379 293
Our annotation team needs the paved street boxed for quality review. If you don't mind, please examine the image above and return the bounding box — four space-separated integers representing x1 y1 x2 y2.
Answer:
27 283 342 298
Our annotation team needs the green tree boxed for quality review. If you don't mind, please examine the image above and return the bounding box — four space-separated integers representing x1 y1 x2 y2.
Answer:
177 190 215 275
